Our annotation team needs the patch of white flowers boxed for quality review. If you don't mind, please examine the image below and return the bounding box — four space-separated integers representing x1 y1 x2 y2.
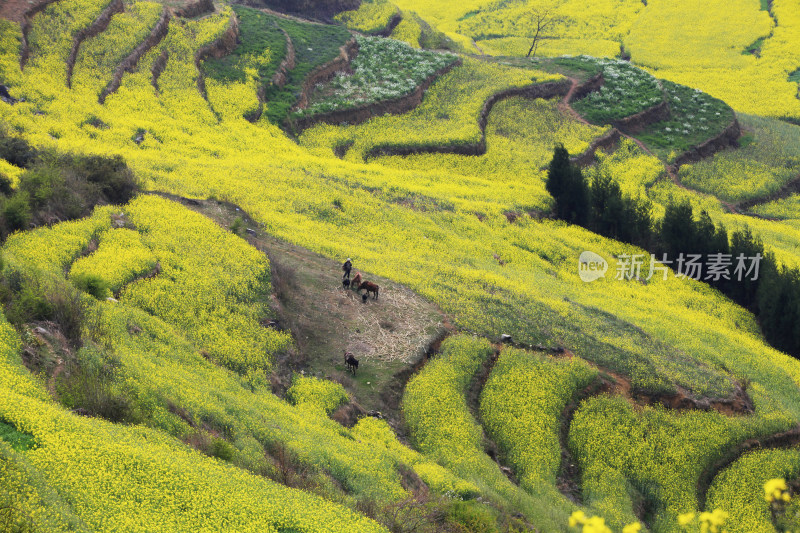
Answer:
576 57 662 115
298 36 458 115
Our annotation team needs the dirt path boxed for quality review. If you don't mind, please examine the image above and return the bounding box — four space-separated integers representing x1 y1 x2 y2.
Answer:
558 78 591 125
737 174 800 211
0 0 52 24
696 426 800 511
149 192 448 436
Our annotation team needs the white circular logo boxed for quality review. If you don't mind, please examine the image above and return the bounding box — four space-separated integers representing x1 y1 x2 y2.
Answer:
578 251 608 282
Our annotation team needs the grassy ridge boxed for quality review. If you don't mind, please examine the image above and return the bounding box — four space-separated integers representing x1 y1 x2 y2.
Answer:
296 36 457 117
570 56 663 125
638 80 734 161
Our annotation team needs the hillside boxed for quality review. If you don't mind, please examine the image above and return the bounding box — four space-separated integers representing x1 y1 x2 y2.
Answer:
1 0 800 532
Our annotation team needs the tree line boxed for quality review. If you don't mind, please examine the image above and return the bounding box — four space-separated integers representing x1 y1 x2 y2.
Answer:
546 144 800 358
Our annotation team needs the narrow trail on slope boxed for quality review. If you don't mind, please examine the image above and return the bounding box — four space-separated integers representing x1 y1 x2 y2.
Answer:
697 426 800 511
65 0 124 89
17 0 62 69
99 8 171 103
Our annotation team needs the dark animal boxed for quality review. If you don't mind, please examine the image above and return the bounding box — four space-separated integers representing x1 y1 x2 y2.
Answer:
342 278 350 289
362 293 368 303
351 271 362 289
0 85 13 103
344 351 359 375
358 281 379 299
342 258 352 280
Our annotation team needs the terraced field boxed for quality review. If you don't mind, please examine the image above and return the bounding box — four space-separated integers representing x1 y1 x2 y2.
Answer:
2 0 800 531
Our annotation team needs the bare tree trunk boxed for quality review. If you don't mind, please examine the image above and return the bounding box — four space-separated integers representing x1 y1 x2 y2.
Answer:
526 13 549 58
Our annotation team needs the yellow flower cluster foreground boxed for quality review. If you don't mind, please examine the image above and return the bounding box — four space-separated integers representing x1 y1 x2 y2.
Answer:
677 509 729 533
569 510 642 533
764 478 792 503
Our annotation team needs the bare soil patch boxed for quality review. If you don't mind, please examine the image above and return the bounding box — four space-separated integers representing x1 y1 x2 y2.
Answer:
150 192 447 433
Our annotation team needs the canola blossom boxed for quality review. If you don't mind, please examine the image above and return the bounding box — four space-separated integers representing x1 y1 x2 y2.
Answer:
403 335 578 529
392 0 800 119
335 0 399 34
569 394 791 530
390 16 424 48
480 347 597 491
0 157 23 188
287 375 349 414
300 57 562 160
707 451 800 532
2 0 800 528
0 198 485 524
0 389 388 532
68 227 158 297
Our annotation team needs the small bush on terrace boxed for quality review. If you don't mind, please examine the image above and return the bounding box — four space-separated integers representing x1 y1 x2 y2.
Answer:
0 133 139 239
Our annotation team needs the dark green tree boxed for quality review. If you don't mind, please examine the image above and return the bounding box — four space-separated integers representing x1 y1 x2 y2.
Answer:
546 144 589 225
726 228 764 309
657 200 695 258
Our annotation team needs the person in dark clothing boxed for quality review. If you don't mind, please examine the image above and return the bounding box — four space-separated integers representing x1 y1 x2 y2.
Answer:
342 258 352 280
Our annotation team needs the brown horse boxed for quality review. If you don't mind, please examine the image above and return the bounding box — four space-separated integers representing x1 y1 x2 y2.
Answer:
351 271 362 289
358 281 379 299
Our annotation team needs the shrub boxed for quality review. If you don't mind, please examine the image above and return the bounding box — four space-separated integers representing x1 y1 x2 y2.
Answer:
211 438 237 462
71 272 111 299
2 193 30 233
445 500 498 533
0 420 36 452
0 132 37 169
5 279 52 326
55 345 135 423
230 216 244 235
0 174 13 196
0 148 140 238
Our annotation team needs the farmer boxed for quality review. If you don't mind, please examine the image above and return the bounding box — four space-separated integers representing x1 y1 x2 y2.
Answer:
342 257 352 280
